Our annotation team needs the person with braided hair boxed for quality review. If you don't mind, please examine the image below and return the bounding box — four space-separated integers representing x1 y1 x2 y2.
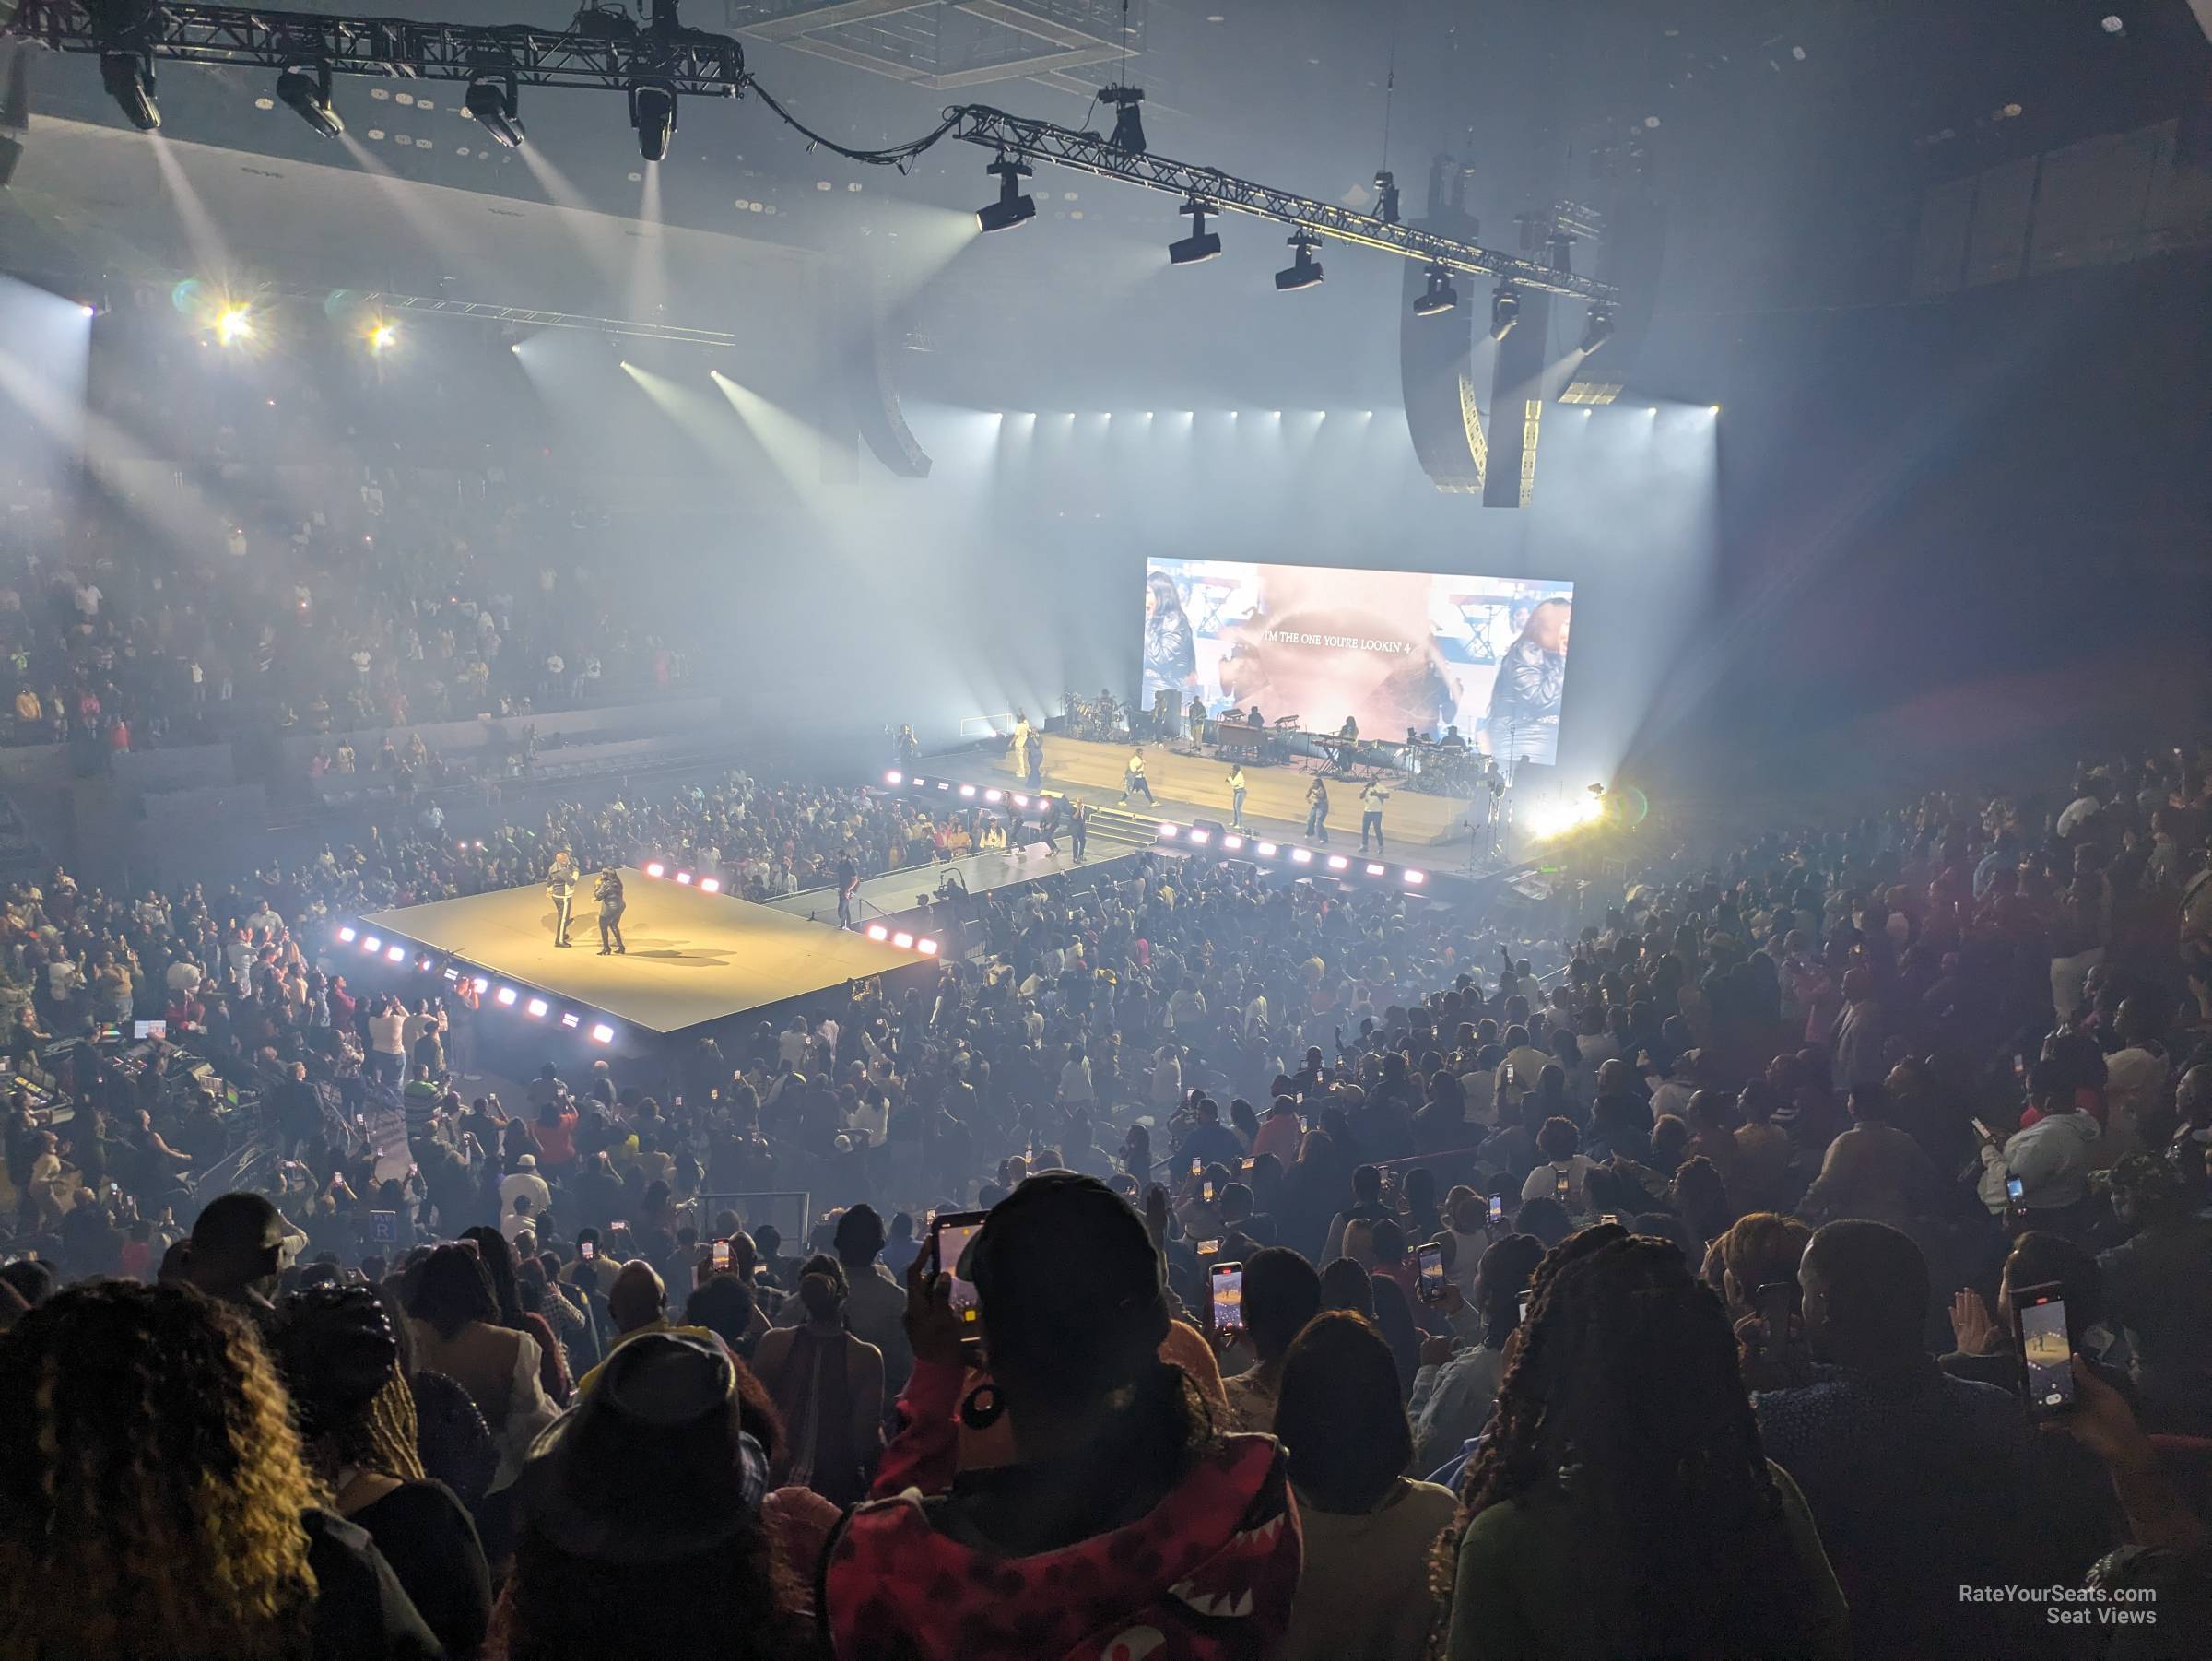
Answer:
820 1172 1303 1659
0 1279 440 1661
275 1284 494 1660
1433 1230 1848 1661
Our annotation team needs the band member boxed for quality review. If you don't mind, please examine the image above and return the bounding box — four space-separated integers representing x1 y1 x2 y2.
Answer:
594 866 627 955
1123 748 1154 806
1069 796 1088 862
1039 794 1062 855
1245 705 1265 728
1187 692 1208 748
1305 775 1330 842
893 724 919 769
1228 764 1248 830
836 848 861 930
1025 731 1045 791
1359 780 1391 854
547 850 578 947
1337 713 1359 741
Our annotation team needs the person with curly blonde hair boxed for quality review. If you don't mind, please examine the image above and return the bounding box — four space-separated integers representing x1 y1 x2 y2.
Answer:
0 1280 440 1661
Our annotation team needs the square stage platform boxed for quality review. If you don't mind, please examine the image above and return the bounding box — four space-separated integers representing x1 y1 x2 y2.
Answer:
361 867 916 1035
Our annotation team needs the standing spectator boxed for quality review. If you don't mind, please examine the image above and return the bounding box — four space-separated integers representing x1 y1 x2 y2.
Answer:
1439 1233 1847 1660
750 1255 883 1508
0 1281 441 1660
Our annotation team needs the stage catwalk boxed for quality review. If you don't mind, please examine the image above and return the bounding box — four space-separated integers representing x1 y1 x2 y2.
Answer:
360 866 916 1034
762 843 1129 926
982 734 1484 848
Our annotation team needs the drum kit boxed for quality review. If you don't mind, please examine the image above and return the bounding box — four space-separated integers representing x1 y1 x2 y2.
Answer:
1062 690 1127 742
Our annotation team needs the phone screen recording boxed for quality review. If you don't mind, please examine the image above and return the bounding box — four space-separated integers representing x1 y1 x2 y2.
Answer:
1196 1238 1222 1257
579 1240 594 1261
932 1215 987 1328
2006 1175 2026 1203
1418 1244 1447 1302
1554 1169 1571 1201
1488 1193 1505 1223
710 1239 732 1272
2016 1286 2075 1417
1210 1263 1245 1332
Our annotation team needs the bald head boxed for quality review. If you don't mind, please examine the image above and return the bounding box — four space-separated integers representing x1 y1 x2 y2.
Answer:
608 1260 667 1335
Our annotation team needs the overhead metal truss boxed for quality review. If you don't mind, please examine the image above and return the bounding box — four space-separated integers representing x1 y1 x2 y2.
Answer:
943 107 1618 302
335 290 741 348
6 2 748 96
5 3 1619 305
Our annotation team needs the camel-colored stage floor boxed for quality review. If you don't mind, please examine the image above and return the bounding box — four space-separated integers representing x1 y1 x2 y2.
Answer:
982 735 1478 847
361 868 916 1034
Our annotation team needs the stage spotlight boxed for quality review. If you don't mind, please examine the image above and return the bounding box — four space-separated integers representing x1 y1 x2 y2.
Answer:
1403 869 1426 884
361 936 381 953
866 925 889 941
1581 305 1616 354
1100 84 1146 155
464 74 526 148
385 944 406 962
368 322 396 354
1289 848 1313 864
1255 842 1278 856
495 986 518 1007
525 997 549 1019
917 937 939 956
1366 863 1385 876
99 50 159 131
976 154 1035 232
590 1023 615 1044
1169 195 1222 265
1223 835 1244 851
275 65 343 137
630 80 676 163
215 304 253 345
643 860 665 878
699 877 722 894
1274 230 1324 291
1489 282 1520 340
1412 263 1458 317
337 926 358 944
559 1011 581 1030
883 770 902 785
893 932 915 949
1326 854 1349 870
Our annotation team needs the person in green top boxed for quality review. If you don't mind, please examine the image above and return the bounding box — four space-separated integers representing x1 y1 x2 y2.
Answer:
1435 1227 1850 1661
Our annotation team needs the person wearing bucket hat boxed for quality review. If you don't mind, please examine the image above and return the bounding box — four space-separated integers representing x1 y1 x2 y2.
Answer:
505 1331 803 1661
821 1172 1302 1659
276 1285 493 1661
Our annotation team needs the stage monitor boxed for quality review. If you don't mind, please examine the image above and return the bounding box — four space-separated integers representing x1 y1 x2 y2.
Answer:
1141 560 1572 766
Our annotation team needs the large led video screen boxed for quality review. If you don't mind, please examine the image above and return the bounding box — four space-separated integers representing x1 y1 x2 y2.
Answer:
1141 560 1573 764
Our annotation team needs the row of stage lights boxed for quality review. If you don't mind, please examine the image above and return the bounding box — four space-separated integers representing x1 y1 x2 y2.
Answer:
975 155 1613 344
94 49 675 161
882 770 1430 889
332 925 618 1044
634 860 942 958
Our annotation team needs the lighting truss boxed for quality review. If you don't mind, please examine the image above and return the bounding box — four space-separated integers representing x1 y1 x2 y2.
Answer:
7 4 1620 306
332 291 741 348
941 106 1618 302
8 2 748 97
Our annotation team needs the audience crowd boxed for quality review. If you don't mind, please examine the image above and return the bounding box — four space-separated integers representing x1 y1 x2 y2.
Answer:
4 737 2211 1659
0 464 694 756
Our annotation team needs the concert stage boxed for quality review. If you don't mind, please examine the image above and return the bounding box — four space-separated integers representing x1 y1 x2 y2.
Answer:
359 867 919 1036
983 735 1482 848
